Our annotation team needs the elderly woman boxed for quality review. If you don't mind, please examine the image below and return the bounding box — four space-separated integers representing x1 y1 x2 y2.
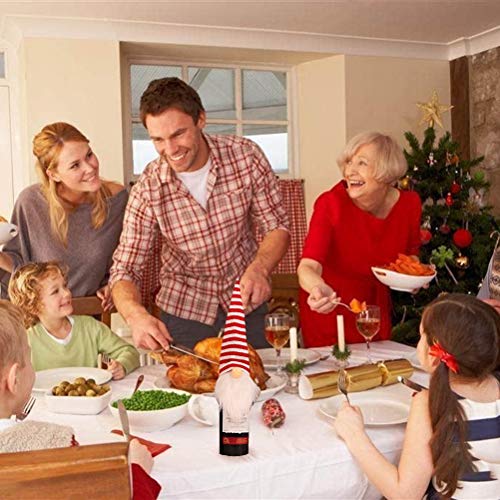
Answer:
297 132 422 347
477 247 500 314
0 122 127 309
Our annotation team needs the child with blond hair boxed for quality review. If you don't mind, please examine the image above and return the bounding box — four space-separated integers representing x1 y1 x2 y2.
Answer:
0 300 160 498
9 261 139 379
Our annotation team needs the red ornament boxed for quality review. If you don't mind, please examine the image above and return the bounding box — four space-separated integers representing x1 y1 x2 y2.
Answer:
420 228 432 245
450 181 461 194
453 229 473 249
439 224 451 235
445 192 454 207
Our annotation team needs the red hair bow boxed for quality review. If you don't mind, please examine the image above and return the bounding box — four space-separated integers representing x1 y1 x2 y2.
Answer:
429 342 458 373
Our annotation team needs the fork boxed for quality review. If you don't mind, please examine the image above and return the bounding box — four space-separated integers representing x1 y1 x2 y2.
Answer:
16 395 36 422
101 352 111 368
337 369 350 404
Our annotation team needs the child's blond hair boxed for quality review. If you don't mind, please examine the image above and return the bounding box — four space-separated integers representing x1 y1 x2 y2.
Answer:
0 300 28 375
8 261 68 328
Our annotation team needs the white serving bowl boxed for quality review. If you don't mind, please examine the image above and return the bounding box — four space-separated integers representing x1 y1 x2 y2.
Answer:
45 388 112 415
109 389 191 432
371 267 436 293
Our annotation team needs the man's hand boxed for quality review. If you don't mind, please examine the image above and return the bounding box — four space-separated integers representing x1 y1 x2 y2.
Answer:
128 310 172 351
307 284 340 314
240 262 271 312
96 284 114 311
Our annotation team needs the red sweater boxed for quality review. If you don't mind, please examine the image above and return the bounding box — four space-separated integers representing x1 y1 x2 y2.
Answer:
300 182 421 347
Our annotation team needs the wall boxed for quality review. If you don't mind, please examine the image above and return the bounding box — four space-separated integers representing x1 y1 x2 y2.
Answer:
470 46 500 216
296 55 346 219
23 38 124 185
345 55 451 145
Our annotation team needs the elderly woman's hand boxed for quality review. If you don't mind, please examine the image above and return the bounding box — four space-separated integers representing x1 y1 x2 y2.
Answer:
307 284 340 314
333 401 366 442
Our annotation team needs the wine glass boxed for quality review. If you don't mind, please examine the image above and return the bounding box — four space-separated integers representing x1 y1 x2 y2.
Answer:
264 313 290 375
355 305 380 363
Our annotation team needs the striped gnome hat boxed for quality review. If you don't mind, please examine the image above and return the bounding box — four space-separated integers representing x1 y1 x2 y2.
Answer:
219 281 250 376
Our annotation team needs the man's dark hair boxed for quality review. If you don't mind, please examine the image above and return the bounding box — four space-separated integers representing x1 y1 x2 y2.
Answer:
140 77 205 126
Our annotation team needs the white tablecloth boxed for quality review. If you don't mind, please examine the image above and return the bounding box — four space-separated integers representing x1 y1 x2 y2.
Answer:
29 341 429 499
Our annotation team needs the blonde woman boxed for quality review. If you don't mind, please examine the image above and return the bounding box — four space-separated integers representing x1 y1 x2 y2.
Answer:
297 132 422 347
0 123 127 309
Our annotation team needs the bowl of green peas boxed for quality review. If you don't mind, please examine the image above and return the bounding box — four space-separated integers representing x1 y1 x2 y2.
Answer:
110 388 191 432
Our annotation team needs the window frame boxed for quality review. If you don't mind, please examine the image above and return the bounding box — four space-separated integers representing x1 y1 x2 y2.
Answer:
123 56 297 186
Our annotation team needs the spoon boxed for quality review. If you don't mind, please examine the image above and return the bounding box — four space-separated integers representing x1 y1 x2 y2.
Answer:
132 374 145 396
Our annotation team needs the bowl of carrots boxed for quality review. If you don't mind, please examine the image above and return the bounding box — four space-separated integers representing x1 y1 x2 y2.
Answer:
371 254 436 292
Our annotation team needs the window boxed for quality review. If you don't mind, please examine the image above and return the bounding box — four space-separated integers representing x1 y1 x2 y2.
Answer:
128 62 291 180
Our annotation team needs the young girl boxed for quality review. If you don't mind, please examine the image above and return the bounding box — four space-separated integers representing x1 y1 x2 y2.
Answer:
8 262 140 380
334 293 499 499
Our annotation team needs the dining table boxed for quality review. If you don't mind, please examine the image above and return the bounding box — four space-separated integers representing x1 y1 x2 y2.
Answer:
28 340 429 499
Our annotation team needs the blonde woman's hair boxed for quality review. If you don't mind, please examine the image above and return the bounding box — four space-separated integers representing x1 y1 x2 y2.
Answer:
337 131 407 184
33 122 111 246
8 261 68 328
0 300 28 374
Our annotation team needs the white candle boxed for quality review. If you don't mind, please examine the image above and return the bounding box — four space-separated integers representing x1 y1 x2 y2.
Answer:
336 315 345 352
289 327 298 363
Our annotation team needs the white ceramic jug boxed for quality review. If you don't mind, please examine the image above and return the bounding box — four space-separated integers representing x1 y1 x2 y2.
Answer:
0 222 18 245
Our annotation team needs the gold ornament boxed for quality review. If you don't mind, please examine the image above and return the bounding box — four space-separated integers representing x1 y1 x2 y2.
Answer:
400 176 411 190
416 90 453 128
455 254 470 269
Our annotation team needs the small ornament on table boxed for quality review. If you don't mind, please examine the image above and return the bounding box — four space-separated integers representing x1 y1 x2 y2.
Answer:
284 359 306 394
261 398 286 429
455 254 470 269
453 228 473 249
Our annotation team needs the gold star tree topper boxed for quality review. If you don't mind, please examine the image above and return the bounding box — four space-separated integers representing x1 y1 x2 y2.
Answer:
416 91 453 128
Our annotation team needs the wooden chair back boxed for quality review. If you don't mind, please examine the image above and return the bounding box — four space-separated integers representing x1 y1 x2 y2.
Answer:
0 442 131 499
72 295 115 327
269 273 300 330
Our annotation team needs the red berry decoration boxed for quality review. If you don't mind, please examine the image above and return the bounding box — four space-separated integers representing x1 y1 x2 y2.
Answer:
453 229 473 248
450 181 461 194
420 228 432 245
445 192 454 206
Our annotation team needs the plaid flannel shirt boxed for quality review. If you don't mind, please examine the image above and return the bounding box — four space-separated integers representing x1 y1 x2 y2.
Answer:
110 134 289 325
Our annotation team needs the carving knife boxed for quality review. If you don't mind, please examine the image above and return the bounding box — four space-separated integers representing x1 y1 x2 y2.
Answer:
168 344 219 365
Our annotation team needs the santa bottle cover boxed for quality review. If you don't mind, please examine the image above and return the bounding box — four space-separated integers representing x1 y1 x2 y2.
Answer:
215 281 260 456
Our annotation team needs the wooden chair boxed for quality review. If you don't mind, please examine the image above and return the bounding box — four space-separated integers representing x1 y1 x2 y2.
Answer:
72 295 115 327
0 442 131 499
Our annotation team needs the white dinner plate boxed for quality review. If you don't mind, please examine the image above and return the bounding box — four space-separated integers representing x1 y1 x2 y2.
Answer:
153 373 287 402
320 392 410 426
34 367 112 393
257 348 322 370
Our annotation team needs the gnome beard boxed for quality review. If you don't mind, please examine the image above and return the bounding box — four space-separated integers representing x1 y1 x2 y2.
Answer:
215 369 260 422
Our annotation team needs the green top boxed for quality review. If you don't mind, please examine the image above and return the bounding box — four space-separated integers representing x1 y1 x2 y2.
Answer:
28 315 140 375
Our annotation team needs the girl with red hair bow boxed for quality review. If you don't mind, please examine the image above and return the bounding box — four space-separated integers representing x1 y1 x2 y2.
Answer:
334 293 500 499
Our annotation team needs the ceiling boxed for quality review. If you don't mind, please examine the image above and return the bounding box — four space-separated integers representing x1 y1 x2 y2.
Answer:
1 1 500 45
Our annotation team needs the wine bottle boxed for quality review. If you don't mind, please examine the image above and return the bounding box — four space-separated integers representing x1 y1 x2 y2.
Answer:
219 408 249 456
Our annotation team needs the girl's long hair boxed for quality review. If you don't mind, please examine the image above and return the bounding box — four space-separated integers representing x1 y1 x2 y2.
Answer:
421 293 500 497
33 122 111 246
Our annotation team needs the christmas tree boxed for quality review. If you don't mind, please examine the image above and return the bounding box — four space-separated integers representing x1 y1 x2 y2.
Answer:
391 93 500 345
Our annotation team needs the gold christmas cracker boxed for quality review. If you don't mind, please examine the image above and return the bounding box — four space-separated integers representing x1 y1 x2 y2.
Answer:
298 358 414 400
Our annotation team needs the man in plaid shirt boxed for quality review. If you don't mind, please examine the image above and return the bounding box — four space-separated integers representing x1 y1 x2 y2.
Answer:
110 78 290 350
